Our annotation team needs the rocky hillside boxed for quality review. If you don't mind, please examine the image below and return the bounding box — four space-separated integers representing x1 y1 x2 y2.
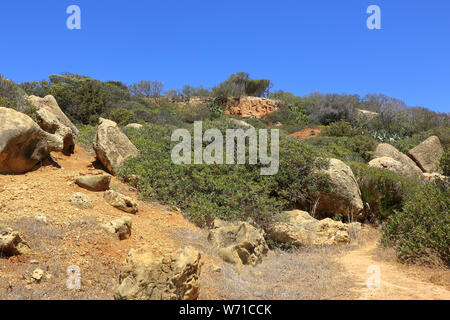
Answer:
1 82 449 300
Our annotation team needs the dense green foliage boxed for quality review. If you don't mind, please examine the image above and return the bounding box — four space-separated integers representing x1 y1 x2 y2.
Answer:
351 163 415 221
381 183 450 266
119 120 330 227
266 102 309 133
440 149 450 176
0 75 37 117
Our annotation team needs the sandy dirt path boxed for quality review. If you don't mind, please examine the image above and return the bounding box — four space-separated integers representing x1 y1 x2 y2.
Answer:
340 240 450 300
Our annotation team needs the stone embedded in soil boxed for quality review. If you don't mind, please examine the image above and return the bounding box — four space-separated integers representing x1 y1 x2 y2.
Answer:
102 216 132 240
32 268 44 281
75 174 111 192
70 192 93 210
0 227 31 257
104 190 138 214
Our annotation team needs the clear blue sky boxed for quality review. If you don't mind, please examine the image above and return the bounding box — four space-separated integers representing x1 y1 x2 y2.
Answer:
1 0 449 112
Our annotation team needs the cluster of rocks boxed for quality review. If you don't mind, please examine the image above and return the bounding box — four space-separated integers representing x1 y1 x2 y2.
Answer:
368 136 446 181
1 96 204 301
70 173 139 239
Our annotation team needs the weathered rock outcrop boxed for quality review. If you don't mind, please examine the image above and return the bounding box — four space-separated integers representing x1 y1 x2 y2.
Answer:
268 210 359 247
408 136 444 173
208 220 268 266
75 174 111 192
368 157 407 176
93 118 139 175
375 143 422 176
102 217 132 240
104 190 138 214
27 95 79 136
0 107 63 174
357 109 379 121
115 246 201 300
35 108 75 155
316 159 364 220
225 97 279 119
0 227 31 257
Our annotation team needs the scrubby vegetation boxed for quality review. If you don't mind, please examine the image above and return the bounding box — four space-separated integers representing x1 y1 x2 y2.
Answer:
441 149 450 176
2 71 449 267
118 120 331 227
0 75 37 117
381 183 449 266
350 164 415 221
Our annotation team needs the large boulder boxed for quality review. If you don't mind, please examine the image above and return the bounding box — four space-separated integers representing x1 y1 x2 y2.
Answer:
208 220 268 266
0 227 31 257
316 159 364 220
407 136 444 173
93 118 139 175
115 246 201 300
0 107 63 174
27 95 79 136
35 108 74 155
375 143 422 176
368 157 407 176
268 210 358 247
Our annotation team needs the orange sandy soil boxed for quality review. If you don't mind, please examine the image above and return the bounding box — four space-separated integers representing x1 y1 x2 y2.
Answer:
289 128 322 139
0 146 220 299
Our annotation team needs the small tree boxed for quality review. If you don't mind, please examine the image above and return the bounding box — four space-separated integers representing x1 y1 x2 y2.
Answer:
130 80 164 98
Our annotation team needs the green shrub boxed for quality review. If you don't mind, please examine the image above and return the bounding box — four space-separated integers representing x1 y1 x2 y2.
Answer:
305 93 358 125
321 121 362 137
266 103 309 134
47 74 111 125
76 125 97 151
109 108 134 126
440 149 450 176
306 135 376 163
351 163 415 221
205 99 224 120
381 183 450 266
119 122 330 227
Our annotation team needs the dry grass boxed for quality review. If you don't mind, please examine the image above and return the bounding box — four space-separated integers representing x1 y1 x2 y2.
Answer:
200 247 357 300
0 217 119 300
168 225 370 300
